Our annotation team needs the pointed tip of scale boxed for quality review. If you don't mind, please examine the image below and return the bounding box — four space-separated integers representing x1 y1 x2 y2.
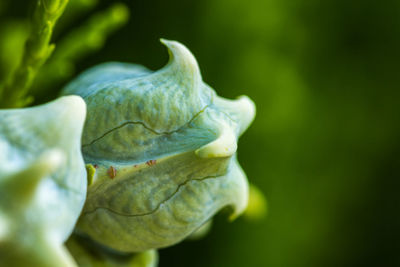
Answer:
195 122 238 158
2 149 65 202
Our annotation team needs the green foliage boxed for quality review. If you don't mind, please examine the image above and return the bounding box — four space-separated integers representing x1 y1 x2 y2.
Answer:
32 3 129 100
0 0 69 108
0 20 28 83
0 0 129 107
0 1 259 266
3 0 397 266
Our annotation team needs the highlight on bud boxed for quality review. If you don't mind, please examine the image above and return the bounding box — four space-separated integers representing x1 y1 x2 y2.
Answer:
195 122 238 158
0 149 65 204
62 39 256 252
0 96 87 266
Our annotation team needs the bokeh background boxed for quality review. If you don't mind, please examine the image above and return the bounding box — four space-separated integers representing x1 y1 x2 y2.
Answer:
1 0 399 266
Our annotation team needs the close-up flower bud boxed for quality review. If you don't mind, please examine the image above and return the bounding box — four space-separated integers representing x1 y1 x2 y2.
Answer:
62 39 255 252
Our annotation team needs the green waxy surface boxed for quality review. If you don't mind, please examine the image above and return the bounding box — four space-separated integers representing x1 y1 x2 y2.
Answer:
62 39 255 252
0 96 87 266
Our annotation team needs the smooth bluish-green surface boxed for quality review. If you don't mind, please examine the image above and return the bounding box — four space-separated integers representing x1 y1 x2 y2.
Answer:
0 96 87 266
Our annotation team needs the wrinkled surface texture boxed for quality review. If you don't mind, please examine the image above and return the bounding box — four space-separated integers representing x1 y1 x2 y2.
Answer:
62 40 255 252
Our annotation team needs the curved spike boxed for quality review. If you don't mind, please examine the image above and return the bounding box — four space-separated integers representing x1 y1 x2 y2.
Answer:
0 149 65 203
62 40 210 159
159 38 201 88
213 95 256 136
235 95 256 135
195 122 237 158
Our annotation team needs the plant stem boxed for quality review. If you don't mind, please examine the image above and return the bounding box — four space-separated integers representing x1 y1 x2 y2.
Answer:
0 0 69 108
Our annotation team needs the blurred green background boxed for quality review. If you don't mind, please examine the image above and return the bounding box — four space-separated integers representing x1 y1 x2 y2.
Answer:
1 0 400 266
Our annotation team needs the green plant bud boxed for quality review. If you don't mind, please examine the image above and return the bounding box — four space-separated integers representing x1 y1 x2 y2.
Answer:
62 39 256 252
0 96 87 266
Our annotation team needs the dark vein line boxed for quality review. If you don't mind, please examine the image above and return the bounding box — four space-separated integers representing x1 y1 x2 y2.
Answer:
82 105 209 148
82 174 221 218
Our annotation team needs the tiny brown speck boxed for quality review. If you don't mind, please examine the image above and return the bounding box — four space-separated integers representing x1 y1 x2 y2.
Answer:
146 160 156 166
108 166 117 179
